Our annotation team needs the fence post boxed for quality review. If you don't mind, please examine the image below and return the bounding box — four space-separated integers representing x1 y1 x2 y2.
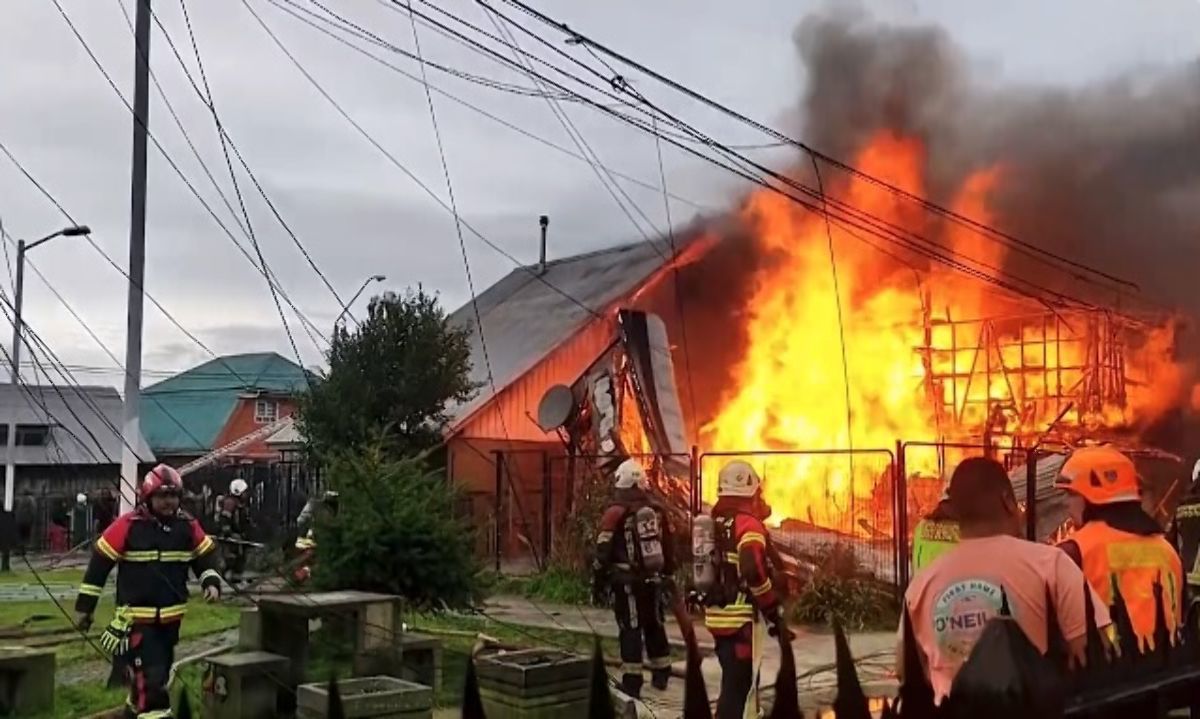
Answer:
1026 448 1039 541
895 439 909 593
541 451 551 565
690 445 700 514
493 450 503 573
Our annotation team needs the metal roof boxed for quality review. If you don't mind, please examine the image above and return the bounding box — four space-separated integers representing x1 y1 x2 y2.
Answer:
0 384 154 465
140 352 310 455
446 240 671 428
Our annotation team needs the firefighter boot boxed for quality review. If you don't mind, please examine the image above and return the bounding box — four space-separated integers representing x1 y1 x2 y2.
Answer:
651 667 671 691
620 671 644 700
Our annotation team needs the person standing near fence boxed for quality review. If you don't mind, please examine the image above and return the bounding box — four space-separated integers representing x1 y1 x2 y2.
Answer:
73 464 222 719
592 458 676 700
900 457 1110 703
1056 446 1183 644
701 460 789 719
217 478 253 588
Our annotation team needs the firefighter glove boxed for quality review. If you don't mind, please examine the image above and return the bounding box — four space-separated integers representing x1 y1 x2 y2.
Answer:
99 607 133 657
764 607 794 641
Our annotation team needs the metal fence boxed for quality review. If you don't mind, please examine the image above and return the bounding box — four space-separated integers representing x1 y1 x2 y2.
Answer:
182 461 323 546
487 450 692 573
698 449 900 583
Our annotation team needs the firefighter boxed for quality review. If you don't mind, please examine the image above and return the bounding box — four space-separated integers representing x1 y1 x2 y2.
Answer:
911 488 959 574
292 490 338 584
1173 459 1200 593
217 478 253 587
703 460 788 719
1056 446 1183 644
592 458 675 699
74 465 222 719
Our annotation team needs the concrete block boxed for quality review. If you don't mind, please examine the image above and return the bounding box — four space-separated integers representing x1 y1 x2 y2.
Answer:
238 608 263 650
297 676 432 719
0 645 54 715
353 632 442 691
475 649 591 719
202 651 290 719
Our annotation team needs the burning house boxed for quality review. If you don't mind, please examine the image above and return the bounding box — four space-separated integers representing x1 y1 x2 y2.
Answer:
444 13 1200 576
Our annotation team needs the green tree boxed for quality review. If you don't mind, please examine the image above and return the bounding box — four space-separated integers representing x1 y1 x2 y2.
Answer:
315 441 481 607
300 288 476 459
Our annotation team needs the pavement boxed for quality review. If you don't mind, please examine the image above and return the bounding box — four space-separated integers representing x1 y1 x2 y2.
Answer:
482 596 897 717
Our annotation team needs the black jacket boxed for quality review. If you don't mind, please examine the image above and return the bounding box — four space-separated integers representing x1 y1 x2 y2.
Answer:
74 507 221 623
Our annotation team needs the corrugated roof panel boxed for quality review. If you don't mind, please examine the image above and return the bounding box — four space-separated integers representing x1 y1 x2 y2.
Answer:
141 352 308 454
447 241 669 426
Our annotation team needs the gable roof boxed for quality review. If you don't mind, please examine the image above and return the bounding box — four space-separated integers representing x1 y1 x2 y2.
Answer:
446 240 673 427
0 384 154 465
141 352 310 455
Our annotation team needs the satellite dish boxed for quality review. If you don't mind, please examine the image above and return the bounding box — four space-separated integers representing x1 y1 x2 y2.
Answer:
537 384 576 431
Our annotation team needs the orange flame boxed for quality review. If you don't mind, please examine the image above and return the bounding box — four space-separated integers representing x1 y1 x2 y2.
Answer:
700 131 1181 532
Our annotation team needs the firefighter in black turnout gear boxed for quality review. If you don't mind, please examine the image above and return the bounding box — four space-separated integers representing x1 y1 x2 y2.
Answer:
217 477 253 587
593 458 676 699
74 465 222 719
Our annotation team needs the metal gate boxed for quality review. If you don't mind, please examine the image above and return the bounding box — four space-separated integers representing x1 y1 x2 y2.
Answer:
698 449 899 584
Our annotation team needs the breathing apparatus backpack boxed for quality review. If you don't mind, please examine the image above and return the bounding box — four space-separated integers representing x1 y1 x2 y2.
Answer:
622 504 666 577
691 513 742 607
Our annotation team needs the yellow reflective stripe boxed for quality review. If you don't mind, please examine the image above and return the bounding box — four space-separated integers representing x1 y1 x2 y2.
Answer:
750 579 773 597
96 537 121 561
78 583 103 597
596 531 614 543
706 616 753 629
1176 504 1200 519
193 536 216 557
295 538 316 549
123 550 159 562
724 552 739 563
159 551 193 562
706 607 755 618
646 655 673 670
620 662 642 674
136 710 174 719
199 569 221 584
737 532 766 550
127 604 188 620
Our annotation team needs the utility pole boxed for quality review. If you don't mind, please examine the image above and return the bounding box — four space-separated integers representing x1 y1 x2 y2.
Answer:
119 0 152 514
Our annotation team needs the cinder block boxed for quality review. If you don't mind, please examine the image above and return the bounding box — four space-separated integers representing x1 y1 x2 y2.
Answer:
475 649 591 719
202 650 290 719
353 632 442 691
0 646 54 715
297 676 432 719
238 608 262 650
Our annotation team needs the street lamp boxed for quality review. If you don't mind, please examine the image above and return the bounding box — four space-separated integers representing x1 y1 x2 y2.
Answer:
2 224 89 571
335 274 386 327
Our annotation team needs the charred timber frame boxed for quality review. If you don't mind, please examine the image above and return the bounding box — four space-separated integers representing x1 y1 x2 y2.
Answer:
917 307 1140 443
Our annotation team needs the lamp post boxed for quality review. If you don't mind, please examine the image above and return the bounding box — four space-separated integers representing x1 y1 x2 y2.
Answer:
2 224 89 571
334 274 386 327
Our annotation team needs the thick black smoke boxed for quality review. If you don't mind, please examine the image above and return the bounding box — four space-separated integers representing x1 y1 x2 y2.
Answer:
793 10 1200 322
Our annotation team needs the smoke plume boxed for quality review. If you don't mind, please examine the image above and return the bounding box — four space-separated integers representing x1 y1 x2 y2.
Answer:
793 10 1200 322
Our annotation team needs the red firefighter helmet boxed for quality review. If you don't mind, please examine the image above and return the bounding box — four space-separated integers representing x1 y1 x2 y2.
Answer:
141 464 183 501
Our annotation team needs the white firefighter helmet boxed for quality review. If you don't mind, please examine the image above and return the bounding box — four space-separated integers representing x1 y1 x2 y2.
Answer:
717 460 762 498
614 458 649 490
76 492 87 505
230 478 248 497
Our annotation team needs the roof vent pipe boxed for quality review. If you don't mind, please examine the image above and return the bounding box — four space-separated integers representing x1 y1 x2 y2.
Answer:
537 215 549 275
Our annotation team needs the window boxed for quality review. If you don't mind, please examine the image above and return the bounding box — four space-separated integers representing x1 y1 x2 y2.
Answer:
254 400 278 424
14 424 50 447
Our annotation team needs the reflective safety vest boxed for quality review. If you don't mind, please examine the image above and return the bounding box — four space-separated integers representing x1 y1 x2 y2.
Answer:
1174 500 1200 587
912 519 959 574
1070 521 1183 644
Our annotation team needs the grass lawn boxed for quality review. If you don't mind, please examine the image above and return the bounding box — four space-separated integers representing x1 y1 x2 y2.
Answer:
0 566 83 586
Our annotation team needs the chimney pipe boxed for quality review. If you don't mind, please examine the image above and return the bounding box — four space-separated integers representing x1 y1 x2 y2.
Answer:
537 215 549 274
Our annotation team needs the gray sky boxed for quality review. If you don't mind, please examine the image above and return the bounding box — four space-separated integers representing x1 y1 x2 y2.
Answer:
2 0 1199 389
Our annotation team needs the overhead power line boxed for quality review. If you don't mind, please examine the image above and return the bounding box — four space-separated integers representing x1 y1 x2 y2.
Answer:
485 0 1140 294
